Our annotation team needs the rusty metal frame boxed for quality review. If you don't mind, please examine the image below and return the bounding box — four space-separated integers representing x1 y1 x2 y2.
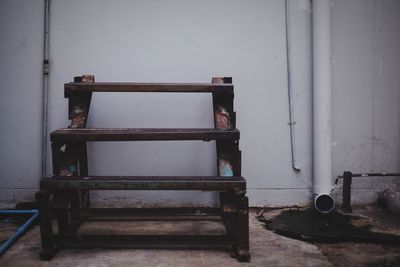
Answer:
38 76 250 262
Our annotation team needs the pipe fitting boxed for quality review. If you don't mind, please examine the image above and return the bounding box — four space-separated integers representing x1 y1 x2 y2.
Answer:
314 194 335 214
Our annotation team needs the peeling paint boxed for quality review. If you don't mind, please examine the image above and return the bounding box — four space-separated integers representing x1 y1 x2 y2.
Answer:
211 77 224 84
80 75 95 83
59 168 74 176
59 159 78 176
71 105 86 128
215 106 230 129
219 158 233 177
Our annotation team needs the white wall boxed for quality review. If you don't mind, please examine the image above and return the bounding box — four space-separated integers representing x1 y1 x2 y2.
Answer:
0 0 399 208
331 0 400 204
0 0 43 207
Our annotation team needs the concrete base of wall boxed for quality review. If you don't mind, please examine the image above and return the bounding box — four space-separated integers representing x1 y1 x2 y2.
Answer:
1 178 398 209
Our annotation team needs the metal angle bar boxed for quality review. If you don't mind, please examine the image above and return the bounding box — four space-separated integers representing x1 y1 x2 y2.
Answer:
40 177 245 191
352 172 400 178
56 234 235 248
336 172 400 179
50 128 240 142
85 215 223 222
64 83 234 95
87 207 221 215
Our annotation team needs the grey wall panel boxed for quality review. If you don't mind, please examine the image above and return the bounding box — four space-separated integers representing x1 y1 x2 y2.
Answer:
0 0 43 207
47 0 315 206
332 0 400 197
1 0 399 208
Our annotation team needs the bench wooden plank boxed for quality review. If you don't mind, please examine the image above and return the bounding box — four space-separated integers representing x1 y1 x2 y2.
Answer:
40 176 245 191
65 82 233 96
57 234 235 248
50 128 240 142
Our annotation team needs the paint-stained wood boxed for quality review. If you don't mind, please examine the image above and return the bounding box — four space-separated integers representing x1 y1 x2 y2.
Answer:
65 82 233 96
41 176 246 191
50 128 240 142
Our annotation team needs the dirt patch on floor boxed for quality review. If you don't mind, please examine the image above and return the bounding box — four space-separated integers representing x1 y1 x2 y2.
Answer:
260 207 400 244
258 205 400 267
318 243 400 267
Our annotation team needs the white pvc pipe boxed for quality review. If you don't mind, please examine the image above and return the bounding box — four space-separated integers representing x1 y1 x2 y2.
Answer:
313 0 335 213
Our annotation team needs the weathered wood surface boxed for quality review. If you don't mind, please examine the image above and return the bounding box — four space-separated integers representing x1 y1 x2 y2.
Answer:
65 82 233 96
50 128 240 142
41 176 246 191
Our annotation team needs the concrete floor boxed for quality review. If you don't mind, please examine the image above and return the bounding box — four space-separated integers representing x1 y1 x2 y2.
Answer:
0 210 331 267
0 207 399 267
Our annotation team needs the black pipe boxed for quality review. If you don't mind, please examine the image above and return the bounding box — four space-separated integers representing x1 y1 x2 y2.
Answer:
342 172 352 212
337 172 400 179
351 173 400 177
338 172 400 213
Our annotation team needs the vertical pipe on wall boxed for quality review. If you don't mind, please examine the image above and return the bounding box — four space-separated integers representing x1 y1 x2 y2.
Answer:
285 0 301 173
313 0 335 213
41 0 51 176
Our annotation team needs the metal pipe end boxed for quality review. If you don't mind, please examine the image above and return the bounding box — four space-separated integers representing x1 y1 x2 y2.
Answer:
314 194 335 213
292 165 301 173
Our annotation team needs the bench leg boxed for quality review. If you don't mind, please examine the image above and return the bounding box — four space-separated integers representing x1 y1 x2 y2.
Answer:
230 195 250 262
70 190 83 232
78 141 90 212
53 191 74 236
54 190 82 235
37 190 58 260
220 192 232 235
220 190 250 262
